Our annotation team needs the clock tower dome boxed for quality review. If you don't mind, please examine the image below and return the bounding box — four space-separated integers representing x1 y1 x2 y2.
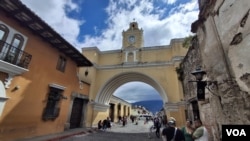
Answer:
122 21 144 49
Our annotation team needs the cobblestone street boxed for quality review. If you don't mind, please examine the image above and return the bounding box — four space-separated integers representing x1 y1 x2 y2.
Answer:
61 120 163 141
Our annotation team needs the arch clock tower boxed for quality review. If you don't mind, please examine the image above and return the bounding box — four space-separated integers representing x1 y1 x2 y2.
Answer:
122 22 144 49
122 22 144 63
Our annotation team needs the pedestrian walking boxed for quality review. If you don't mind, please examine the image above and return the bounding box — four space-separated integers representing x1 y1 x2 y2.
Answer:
122 116 127 126
154 117 161 138
118 116 122 124
181 120 194 141
161 118 185 141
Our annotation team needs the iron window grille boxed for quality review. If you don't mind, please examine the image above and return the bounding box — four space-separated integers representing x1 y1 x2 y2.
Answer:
42 87 63 121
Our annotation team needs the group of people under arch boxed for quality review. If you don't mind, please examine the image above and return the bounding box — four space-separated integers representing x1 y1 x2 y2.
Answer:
98 117 112 131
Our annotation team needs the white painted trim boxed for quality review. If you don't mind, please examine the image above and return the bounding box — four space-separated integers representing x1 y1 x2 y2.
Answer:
0 81 8 116
92 102 110 112
0 81 7 98
49 83 66 90
95 62 174 70
0 60 28 75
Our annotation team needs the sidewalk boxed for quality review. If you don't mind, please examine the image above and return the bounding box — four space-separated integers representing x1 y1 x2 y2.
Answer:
16 127 98 141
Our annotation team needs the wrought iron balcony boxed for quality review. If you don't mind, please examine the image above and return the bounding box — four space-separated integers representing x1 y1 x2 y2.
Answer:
0 40 32 69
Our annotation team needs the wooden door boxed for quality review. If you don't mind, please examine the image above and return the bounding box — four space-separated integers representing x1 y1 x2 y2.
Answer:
70 98 84 129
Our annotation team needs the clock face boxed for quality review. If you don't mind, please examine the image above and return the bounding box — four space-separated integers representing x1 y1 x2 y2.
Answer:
128 35 135 43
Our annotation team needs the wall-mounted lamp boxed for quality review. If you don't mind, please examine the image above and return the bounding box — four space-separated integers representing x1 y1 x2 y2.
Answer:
189 67 218 101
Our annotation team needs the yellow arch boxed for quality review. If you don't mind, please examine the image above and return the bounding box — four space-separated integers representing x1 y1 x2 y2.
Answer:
95 71 168 105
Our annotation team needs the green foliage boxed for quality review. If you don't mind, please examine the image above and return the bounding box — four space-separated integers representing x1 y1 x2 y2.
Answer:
175 67 184 81
182 35 194 48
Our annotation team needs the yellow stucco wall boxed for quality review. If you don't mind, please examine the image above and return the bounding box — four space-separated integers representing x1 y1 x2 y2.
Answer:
0 13 90 140
80 37 187 126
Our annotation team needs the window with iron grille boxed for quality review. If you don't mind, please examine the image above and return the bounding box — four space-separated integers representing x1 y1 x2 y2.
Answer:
42 87 63 121
56 55 67 72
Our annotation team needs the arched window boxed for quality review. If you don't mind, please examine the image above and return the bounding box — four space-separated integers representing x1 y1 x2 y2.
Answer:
6 34 24 63
11 34 24 49
0 24 9 52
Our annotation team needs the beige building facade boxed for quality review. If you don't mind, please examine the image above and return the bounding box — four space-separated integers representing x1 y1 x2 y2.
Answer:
80 22 188 127
109 96 131 122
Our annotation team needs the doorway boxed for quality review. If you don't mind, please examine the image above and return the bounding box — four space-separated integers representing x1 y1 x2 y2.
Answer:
70 98 84 129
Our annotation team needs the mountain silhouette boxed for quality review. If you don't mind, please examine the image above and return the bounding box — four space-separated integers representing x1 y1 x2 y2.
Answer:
132 100 163 114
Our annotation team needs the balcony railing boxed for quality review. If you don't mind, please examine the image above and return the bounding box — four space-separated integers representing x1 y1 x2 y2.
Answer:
0 40 32 69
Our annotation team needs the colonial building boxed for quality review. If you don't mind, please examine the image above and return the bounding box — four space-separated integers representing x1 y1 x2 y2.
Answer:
0 0 93 140
181 0 250 141
109 96 131 122
79 22 188 127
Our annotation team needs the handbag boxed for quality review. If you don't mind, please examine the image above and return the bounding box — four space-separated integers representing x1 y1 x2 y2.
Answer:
170 127 177 141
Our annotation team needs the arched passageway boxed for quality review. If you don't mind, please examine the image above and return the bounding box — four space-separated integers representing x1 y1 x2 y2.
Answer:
94 72 168 110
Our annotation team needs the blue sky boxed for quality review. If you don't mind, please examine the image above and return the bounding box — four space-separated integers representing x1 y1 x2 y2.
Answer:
21 0 199 103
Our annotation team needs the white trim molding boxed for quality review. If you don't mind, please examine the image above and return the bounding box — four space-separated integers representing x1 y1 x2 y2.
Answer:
0 61 29 88
0 81 9 116
91 102 110 112
49 83 66 90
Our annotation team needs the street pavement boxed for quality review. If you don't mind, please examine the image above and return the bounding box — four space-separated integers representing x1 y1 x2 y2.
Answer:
61 120 164 141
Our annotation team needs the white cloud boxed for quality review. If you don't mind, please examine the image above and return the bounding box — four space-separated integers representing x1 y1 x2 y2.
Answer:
21 0 198 51
20 0 198 102
114 82 162 103
80 0 198 50
21 0 83 46
162 0 178 5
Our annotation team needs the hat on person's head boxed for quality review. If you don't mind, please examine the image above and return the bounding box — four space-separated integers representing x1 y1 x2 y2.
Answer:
168 120 176 126
169 117 176 122
168 117 176 126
